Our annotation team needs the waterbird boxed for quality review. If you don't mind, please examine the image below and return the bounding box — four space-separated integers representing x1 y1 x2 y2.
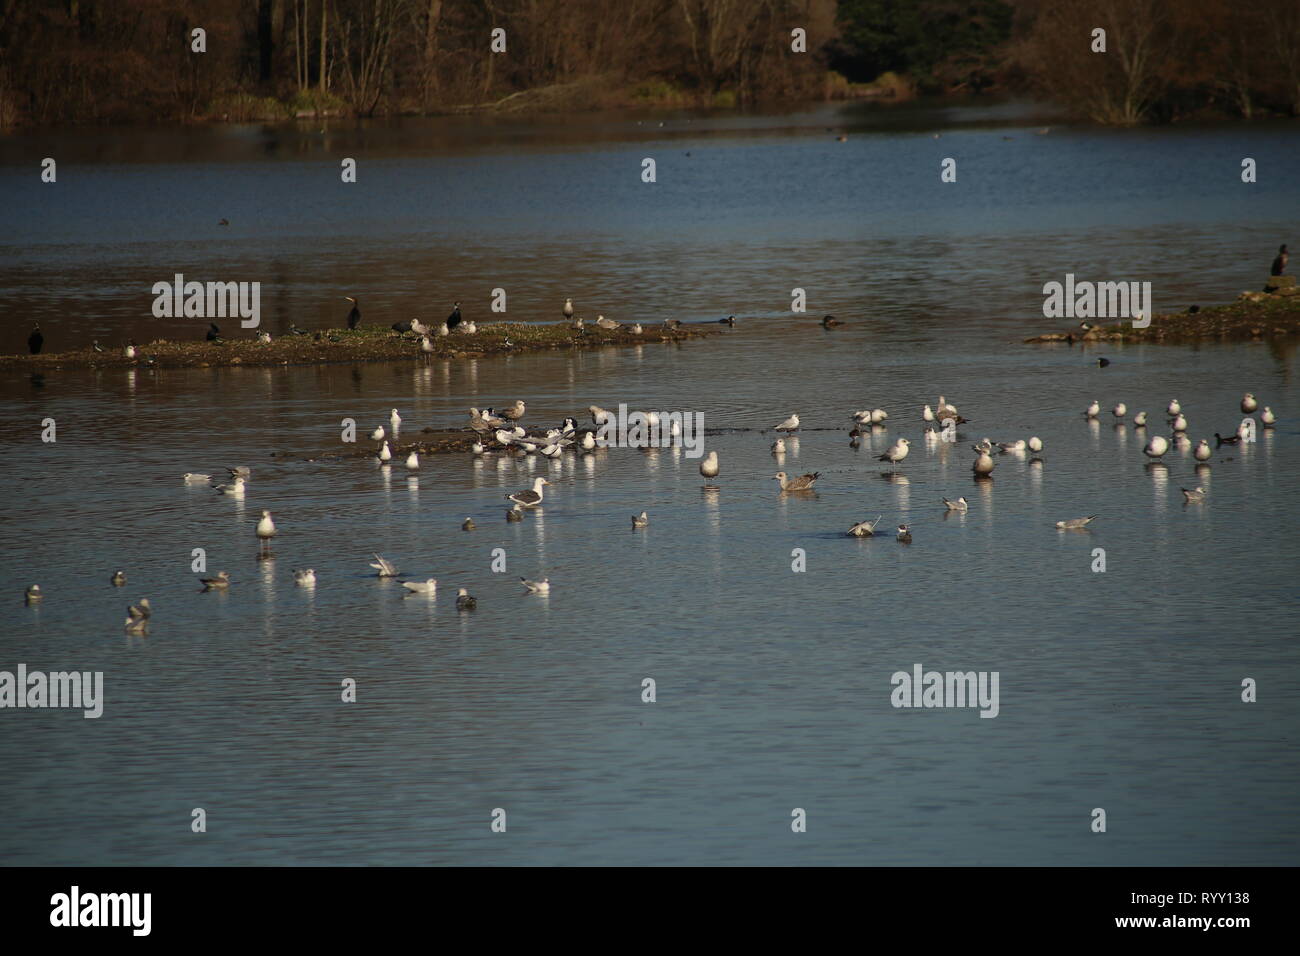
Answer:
92 341 104 352
1262 407 1276 426
446 301 462 329
378 441 392 462
1133 412 1147 427
228 466 251 480
1172 413 1187 432
370 554 399 577
1112 403 1127 419
1242 393 1258 413
1055 516 1098 529
293 569 316 585
1028 436 1043 453
699 451 719 481
1271 244 1288 276
1194 439 1212 461
213 477 246 496
390 409 401 428
589 405 612 426
506 506 523 522
200 571 231 591
369 425 385 441
206 323 221 342
972 451 995 475
1214 432 1241 446
1098 357 1110 367
896 524 912 543
943 496 968 512
111 570 126 587
219 218 229 226
571 316 585 332
405 452 419 470
972 438 993 454
774 414 801 433
719 315 736 326
125 341 137 359
507 477 548 508
878 438 910 468
771 438 786 454
563 298 573 320
630 323 643 335
345 297 361 329
498 400 526 421
28 324 43 354
257 331 272 344
1144 435 1170 459
256 510 276 554
403 579 438 594
997 440 1026 452
595 315 619 331
455 588 476 611
822 315 842 328
462 518 476 531
870 408 888 424
25 584 42 604
1085 400 1099 418
1182 487 1207 502
128 598 152 620
1166 399 1181 416
632 511 649 529
471 440 484 455
436 322 449 336
420 334 434 354
846 515 882 537
923 405 935 422
183 473 211 484
125 614 148 634
935 396 961 422
521 577 550 594
581 431 597 451
774 471 820 491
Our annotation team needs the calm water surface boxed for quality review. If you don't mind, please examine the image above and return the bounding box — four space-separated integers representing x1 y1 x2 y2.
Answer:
1 100 1298 865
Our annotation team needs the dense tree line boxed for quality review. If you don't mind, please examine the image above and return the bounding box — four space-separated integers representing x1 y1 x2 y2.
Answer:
0 0 1296 127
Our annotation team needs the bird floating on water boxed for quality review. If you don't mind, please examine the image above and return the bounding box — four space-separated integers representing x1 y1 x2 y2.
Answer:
896 524 912 543
1194 439 1212 461
183 472 211 484
1242 393 1257 413
822 315 842 328
25 584 42 604
521 577 550 594
846 515 882 537
1172 413 1188 432
213 477 246 496
1214 432 1241 446
1055 516 1098 529
1182 487 1207 502
771 438 786 455
1112 403 1127 419
699 451 719 481
455 588 476 611
462 518 475 531
390 409 401 428
943 496 968 512
200 571 231 590
405 452 419 470
1085 400 1100 418
370 554 399 577
1028 436 1043 452
774 471 819 491
1144 435 1170 459
506 506 523 522
403 579 438 594
293 569 316 585
1261 407 1276 426
1166 399 1181 416
110 570 126 587
369 425 385 441
1133 412 1147 427
972 451 995 475
631 511 649 529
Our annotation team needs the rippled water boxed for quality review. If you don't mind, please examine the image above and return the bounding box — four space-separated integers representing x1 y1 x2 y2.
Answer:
2 100 1298 865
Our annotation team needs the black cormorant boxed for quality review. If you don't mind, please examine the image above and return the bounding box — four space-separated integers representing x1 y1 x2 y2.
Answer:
446 301 462 330
27 324 43 354
206 323 221 341
345 296 361 329
1271 244 1289 276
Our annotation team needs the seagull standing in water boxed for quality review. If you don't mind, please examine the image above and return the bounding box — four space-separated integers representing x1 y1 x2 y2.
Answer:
1194 439 1212 461
972 451 995 475
1144 435 1170 460
390 409 402 429
943 496 968 512
1084 400 1100 418
563 298 574 320
378 441 392 462
507 477 549 508
774 414 800 433
405 452 419 470
256 510 276 556
699 451 719 483
878 438 910 469
1261 407 1276 426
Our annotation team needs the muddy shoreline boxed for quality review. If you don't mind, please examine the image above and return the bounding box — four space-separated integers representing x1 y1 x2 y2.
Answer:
2 321 724 372
1023 294 1300 344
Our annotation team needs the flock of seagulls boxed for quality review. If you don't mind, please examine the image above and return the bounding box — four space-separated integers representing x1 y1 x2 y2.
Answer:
19 292 1281 632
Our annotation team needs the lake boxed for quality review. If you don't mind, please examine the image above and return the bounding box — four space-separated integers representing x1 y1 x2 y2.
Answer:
1 98 1298 865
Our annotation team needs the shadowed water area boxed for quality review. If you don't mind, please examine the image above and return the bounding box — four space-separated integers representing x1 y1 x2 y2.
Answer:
1 100 1298 865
